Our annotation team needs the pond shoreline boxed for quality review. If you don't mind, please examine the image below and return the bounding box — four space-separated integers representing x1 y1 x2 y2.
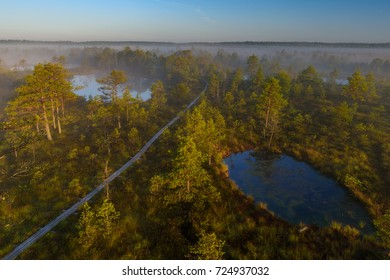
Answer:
224 150 375 235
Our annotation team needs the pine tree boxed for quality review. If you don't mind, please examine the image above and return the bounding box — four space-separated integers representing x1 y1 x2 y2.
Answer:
96 199 120 239
75 203 98 253
7 63 74 142
97 70 128 129
257 77 287 149
344 71 368 103
188 231 225 260
87 97 120 199
246 55 260 78
150 135 219 207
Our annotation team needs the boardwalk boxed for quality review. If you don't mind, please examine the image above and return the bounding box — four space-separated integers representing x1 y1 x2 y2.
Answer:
2 85 206 260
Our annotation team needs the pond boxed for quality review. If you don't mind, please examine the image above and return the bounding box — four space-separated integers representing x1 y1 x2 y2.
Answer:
224 151 375 234
71 74 151 101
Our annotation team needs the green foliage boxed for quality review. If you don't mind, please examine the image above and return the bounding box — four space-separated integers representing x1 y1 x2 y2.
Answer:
149 80 168 123
374 210 390 248
96 70 128 130
246 55 259 77
296 66 325 97
74 203 98 254
73 200 120 258
333 101 357 127
96 199 120 239
188 231 225 260
164 50 199 85
150 135 213 205
173 136 209 191
97 70 127 102
229 68 243 94
257 77 288 149
127 127 141 151
365 73 378 101
169 83 191 107
207 71 221 100
179 100 226 166
275 71 292 96
344 174 366 192
6 62 75 141
344 71 368 102
250 68 264 94
67 178 83 198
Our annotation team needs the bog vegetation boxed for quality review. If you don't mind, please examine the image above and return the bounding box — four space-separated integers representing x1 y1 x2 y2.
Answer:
0 45 389 259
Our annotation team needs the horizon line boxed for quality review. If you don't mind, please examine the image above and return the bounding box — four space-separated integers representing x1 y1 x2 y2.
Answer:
1 39 390 46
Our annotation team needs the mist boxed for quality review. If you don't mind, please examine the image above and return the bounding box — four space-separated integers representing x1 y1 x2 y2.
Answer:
1 41 390 80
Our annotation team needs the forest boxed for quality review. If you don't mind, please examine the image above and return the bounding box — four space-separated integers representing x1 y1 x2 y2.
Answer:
0 43 389 259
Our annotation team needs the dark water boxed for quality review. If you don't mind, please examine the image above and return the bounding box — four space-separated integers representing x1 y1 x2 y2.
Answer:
224 151 375 234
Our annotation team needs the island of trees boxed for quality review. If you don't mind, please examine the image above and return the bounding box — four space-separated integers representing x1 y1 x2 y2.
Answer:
0 44 389 259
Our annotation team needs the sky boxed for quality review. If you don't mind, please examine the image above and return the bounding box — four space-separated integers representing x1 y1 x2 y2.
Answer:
0 0 389 43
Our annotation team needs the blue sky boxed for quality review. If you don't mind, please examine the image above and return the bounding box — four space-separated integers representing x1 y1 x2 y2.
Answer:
0 0 389 42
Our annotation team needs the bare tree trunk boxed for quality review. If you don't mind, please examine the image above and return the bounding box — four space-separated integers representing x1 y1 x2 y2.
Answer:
61 95 65 118
117 115 121 130
50 96 56 129
104 143 111 199
56 98 62 134
104 159 110 200
42 100 53 141
187 180 190 193
36 117 40 133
